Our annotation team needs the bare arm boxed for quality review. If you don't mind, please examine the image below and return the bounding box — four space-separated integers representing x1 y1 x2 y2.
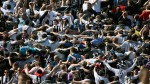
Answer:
91 0 98 6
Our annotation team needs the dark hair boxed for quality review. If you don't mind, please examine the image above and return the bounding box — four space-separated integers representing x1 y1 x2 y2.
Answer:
51 35 58 41
99 80 104 84
25 20 30 25
70 47 76 53
42 34 47 38
7 4 11 9
98 70 104 76
37 69 42 74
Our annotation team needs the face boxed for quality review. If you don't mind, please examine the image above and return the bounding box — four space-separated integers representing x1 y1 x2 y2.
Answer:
53 20 58 25
4 70 9 76
17 68 21 74
47 64 52 70
87 3 92 10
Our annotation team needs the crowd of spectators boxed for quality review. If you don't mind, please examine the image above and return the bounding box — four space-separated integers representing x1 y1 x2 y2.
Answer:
0 0 150 84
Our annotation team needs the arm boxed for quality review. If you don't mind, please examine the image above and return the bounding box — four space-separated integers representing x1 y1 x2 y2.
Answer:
91 0 98 6
8 32 17 38
81 67 90 73
68 63 80 71
93 66 99 78
103 60 116 73
8 57 13 66
61 0 66 7
48 60 62 77
143 0 150 8
126 58 137 72
40 3 47 11
71 80 82 84
7 73 16 84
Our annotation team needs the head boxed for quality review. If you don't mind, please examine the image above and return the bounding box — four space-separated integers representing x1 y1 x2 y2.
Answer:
18 73 31 84
54 55 60 62
47 63 53 70
34 55 40 61
4 69 9 76
146 5 150 10
53 19 58 25
139 66 149 84
70 47 76 53
46 5 52 11
87 3 92 10
134 14 139 20
21 13 27 20
6 4 11 10
60 64 67 71
34 61 41 67
98 70 104 76
122 11 128 18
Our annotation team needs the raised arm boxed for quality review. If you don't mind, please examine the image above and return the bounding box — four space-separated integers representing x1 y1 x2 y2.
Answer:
103 60 117 73
126 58 137 72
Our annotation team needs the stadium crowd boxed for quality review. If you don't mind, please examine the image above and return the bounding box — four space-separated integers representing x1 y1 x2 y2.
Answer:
0 0 150 84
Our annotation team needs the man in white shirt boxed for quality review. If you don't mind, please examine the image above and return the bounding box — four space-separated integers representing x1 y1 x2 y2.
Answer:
83 0 101 14
1 4 14 16
103 58 137 84
25 68 50 84
124 47 135 63
89 0 101 14
93 66 109 84
41 5 58 26
0 70 11 84
2 0 16 12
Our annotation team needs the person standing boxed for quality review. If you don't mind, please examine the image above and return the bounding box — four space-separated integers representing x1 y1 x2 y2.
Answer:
89 0 101 14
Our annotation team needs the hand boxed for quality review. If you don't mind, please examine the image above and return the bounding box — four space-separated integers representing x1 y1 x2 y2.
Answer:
135 57 138 61
8 56 11 60
42 3 47 7
58 60 62 65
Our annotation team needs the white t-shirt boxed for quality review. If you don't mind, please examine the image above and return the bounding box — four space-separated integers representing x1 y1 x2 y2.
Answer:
89 0 101 12
2 1 16 12
94 70 109 84
124 51 135 61
26 9 39 17
35 38 51 47
45 11 58 25
29 66 40 74
0 8 14 15
8 30 19 40
62 15 74 25
49 41 62 51
113 35 127 44
121 41 137 52
37 31 47 40
82 3 88 12
104 60 137 84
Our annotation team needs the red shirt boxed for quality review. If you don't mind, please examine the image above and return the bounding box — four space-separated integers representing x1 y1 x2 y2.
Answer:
139 10 150 21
